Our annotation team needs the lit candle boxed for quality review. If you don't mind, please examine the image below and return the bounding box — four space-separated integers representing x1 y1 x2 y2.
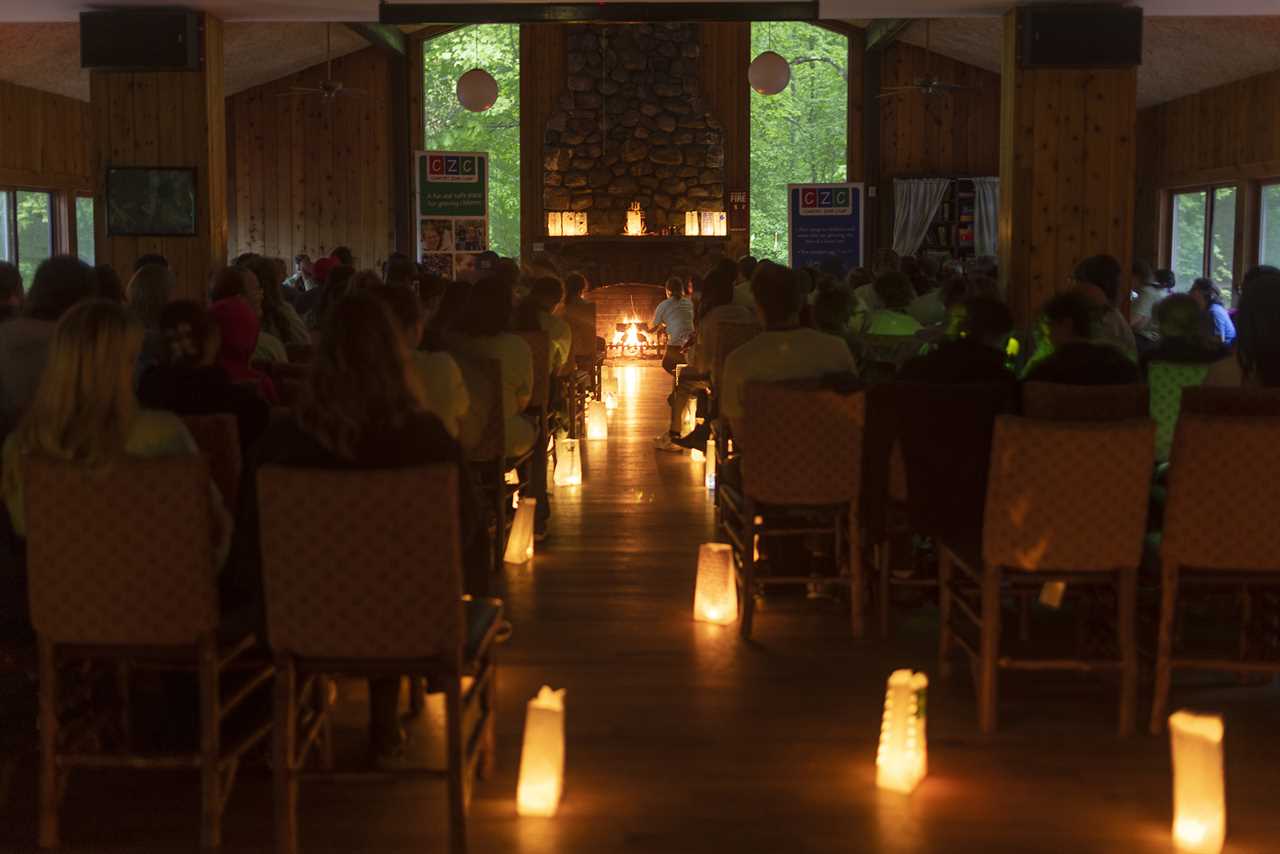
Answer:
685 210 700 236
547 211 562 237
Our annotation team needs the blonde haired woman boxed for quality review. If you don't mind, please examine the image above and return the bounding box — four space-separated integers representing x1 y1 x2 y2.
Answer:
2 300 229 562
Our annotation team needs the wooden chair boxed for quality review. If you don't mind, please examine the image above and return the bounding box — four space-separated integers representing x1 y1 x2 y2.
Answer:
1022 382 1149 421
257 465 502 854
515 330 552 534
720 381 866 639
1148 361 1213 462
25 455 272 849
1150 415 1280 733
876 382 1015 638
708 321 761 473
448 354 510 577
1180 384 1280 416
938 416 1155 735
181 414 242 516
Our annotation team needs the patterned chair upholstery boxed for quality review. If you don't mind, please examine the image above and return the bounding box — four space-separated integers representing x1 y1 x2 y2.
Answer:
1148 361 1212 462
181 414 242 516
710 322 761 394
258 464 502 854
25 455 269 849
1150 415 1280 733
1180 384 1280 416
939 416 1155 735
1022 382 1149 421
720 381 867 638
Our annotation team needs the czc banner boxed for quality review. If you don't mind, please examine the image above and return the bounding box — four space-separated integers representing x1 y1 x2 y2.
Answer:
415 150 489 281
787 182 865 272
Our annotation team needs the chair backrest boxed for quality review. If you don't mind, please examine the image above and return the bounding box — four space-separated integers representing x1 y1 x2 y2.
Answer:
516 330 551 410
739 381 866 508
25 455 217 645
712 322 761 390
893 381 1017 539
858 382 899 536
1180 385 1280 417
1022 382 1149 421
445 348 503 460
181 414 241 515
1163 415 1280 572
257 464 464 660
982 415 1155 572
1148 361 1212 462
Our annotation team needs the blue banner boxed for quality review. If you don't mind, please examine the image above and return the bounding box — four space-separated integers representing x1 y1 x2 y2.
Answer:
787 182 864 272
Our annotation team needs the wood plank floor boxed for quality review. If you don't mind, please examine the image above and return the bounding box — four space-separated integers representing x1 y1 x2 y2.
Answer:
3 365 1278 852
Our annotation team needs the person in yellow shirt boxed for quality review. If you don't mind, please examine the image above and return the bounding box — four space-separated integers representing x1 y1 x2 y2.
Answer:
515 276 573 377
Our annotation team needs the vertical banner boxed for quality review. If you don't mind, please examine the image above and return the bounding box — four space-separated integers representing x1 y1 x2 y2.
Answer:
415 150 489 281
787 182 864 272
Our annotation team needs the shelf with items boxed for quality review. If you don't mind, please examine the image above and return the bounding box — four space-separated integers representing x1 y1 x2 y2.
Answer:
919 179 978 261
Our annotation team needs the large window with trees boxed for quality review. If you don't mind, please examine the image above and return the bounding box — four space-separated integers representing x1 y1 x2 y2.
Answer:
1170 186 1237 304
748 23 847 263
76 196 95 266
1260 183 1280 269
0 189 55 284
424 26 521 259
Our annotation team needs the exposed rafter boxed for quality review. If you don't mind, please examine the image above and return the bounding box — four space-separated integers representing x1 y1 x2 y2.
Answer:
379 2 819 25
865 18 912 52
344 22 406 56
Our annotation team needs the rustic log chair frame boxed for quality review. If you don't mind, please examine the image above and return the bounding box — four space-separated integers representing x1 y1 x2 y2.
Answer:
181 414 242 517
1149 415 1280 734
257 465 502 854
938 416 1156 736
707 321 762 520
25 455 273 850
719 382 867 639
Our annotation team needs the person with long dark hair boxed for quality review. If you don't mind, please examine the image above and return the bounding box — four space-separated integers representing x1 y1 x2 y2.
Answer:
1189 278 1236 345
1210 272 1280 387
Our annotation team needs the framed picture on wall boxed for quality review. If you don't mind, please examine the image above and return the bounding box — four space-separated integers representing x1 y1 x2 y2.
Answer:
106 167 197 237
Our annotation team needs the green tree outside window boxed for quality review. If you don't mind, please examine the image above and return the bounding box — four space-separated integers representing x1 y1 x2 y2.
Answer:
424 26 521 259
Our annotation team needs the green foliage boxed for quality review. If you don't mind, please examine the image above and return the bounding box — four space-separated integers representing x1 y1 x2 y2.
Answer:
423 26 521 259
10 191 53 285
76 197 95 266
1171 187 1238 306
1171 191 1206 292
748 23 848 264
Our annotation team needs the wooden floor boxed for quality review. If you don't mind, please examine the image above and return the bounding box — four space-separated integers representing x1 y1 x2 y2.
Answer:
4 365 1279 852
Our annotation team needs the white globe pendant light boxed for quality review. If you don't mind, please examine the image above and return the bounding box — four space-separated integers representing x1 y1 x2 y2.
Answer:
457 68 499 112
748 50 790 96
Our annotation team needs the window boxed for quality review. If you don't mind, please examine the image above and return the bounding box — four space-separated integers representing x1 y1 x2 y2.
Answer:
0 190 55 284
749 23 848 262
1261 183 1280 269
423 25 520 258
1169 186 1237 306
76 196 95 265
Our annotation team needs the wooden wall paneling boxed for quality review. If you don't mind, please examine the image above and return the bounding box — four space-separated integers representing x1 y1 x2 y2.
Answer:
0 81 94 193
290 87 307 257
846 32 865 183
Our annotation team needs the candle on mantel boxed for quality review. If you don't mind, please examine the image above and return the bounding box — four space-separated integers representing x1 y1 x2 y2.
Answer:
624 201 645 236
547 211 563 237
685 210 700 236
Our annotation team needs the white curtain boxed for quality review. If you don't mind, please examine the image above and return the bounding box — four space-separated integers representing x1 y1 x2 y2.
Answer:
973 177 1000 259
893 179 952 257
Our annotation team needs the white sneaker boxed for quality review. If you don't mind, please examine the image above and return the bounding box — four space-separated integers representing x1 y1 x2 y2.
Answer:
653 435 685 452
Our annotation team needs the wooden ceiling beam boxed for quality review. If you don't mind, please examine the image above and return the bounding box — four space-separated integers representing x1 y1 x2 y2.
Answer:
345 22 406 56
865 18 911 52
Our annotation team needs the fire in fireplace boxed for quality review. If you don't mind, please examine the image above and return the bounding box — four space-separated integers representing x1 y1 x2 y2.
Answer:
608 316 667 361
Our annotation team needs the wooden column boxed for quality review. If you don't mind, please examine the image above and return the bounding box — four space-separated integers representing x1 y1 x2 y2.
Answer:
519 24 568 260
997 9 1137 327
699 22 750 260
91 13 226 302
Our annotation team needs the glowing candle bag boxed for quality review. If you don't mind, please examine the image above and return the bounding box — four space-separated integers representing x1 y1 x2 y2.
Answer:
1169 711 1225 854
875 670 928 794
586 400 609 440
603 391 618 411
516 686 566 817
693 543 738 625
681 397 699 436
504 498 536 564
704 439 717 490
554 439 582 487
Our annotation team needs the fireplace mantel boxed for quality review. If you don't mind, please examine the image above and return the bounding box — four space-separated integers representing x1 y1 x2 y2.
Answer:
535 235 730 287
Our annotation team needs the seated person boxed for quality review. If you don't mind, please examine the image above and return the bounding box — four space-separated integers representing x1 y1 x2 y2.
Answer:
138 300 272 452
449 275 536 458
1024 290 1140 386
731 255 759 308
230 292 481 767
650 276 695 375
514 276 573 377
861 272 923 336
1208 270 1280 387
1139 293 1231 378
853 248 902 312
1129 261 1170 348
1072 254 1138 362
720 262 858 428
208 297 280 405
908 277 947 327
3 300 229 563
558 271 605 366
1189 278 1236 346
208 265 290 364
899 297 1016 391
812 286 859 356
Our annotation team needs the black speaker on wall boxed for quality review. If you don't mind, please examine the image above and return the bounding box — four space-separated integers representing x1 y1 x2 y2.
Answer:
80 10 202 72
1016 5 1143 69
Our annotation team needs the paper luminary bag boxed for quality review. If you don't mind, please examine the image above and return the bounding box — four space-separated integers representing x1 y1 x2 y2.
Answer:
692 542 738 625
517 686 566 817
504 498 536 564
1169 710 1225 854
876 669 928 794
586 400 608 440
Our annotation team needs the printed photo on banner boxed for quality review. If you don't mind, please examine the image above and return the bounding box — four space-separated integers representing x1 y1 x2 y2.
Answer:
421 253 454 279
454 218 487 252
787 182 865 273
421 219 454 253
454 253 480 281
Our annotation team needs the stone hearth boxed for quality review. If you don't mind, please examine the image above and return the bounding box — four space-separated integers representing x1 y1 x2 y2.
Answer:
542 23 726 236
539 235 727 289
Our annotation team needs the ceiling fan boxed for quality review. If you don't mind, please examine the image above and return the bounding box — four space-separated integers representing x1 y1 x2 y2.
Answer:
278 23 367 102
878 19 977 99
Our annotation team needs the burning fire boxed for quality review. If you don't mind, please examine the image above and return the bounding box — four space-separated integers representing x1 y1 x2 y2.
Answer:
612 317 647 348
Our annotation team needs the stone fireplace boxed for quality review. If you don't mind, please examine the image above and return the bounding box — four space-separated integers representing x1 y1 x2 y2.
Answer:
585 283 669 361
542 23 726 236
